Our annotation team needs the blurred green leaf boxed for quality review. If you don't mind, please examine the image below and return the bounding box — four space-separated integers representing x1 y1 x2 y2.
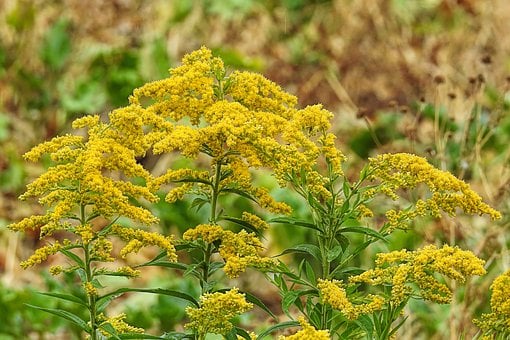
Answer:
40 19 71 71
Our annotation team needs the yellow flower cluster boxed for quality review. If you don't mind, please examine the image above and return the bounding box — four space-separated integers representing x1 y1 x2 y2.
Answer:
474 270 510 338
242 212 269 230
98 313 144 335
90 237 114 262
183 224 224 243
350 244 486 305
113 224 177 262
185 288 253 335
19 241 65 269
83 281 98 298
367 153 501 227
317 279 385 320
220 230 276 278
183 224 275 278
116 47 344 215
279 317 331 340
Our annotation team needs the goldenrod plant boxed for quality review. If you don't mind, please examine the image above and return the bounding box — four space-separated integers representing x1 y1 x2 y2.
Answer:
9 47 503 339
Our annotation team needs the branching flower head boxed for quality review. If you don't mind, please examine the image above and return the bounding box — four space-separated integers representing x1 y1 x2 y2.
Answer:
350 244 486 305
317 279 385 320
183 224 275 278
278 317 330 339
366 153 501 232
474 270 510 338
185 288 253 336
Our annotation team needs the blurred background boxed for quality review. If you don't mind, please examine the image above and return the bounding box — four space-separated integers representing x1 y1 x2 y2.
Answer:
0 0 509 339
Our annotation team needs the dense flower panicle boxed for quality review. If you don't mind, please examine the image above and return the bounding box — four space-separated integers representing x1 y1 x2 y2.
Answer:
229 70 297 117
367 153 501 226
90 237 114 262
317 279 385 320
219 229 276 278
319 133 345 177
183 224 275 278
23 135 84 162
279 317 331 340
241 212 269 230
474 270 510 338
14 114 160 236
98 313 144 335
118 47 344 215
185 288 253 335
130 47 218 125
113 225 177 262
350 245 486 305
182 224 224 243
83 281 98 297
19 241 66 269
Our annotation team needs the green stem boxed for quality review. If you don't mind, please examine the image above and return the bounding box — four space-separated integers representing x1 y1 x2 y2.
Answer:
84 243 98 339
80 203 97 339
201 160 223 294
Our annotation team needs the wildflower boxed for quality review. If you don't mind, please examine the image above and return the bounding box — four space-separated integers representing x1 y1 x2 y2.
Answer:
185 288 253 335
115 266 141 278
317 279 385 320
474 270 510 338
83 281 98 297
350 245 486 305
49 265 64 276
367 153 501 222
113 225 177 262
219 230 276 278
98 313 144 334
279 317 330 339
90 237 114 262
20 241 64 269
241 212 269 230
183 224 224 243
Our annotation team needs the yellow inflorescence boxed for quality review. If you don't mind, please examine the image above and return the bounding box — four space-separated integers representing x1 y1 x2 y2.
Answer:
98 313 144 335
279 317 331 340
241 212 270 230
183 224 275 278
367 153 501 230
474 270 510 338
113 225 177 262
350 244 486 305
185 288 253 335
20 241 65 269
317 279 385 320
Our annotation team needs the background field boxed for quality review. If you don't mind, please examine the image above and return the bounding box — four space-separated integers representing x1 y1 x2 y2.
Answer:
0 0 509 339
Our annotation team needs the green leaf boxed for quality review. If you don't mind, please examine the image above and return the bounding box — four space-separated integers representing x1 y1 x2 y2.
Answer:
97 288 199 307
276 244 321 262
233 327 252 340
256 321 300 339
282 291 299 316
326 245 343 263
244 291 278 319
99 322 120 339
342 181 351 197
26 304 90 332
355 314 374 339
304 261 316 284
220 188 257 203
60 248 85 268
220 215 262 235
39 292 87 307
268 217 322 233
190 197 209 212
338 226 387 242
118 333 168 339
